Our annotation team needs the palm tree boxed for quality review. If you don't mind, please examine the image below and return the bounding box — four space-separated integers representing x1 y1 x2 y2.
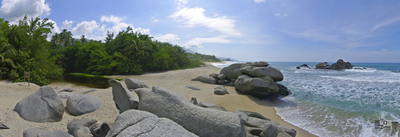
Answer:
0 19 16 68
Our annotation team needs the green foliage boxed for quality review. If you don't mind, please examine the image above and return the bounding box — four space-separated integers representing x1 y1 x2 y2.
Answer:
187 52 221 62
0 16 63 85
0 16 213 85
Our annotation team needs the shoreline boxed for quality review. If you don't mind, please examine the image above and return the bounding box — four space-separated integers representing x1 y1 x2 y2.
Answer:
0 62 316 136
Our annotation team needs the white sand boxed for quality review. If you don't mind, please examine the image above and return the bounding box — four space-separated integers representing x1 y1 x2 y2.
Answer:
0 63 316 137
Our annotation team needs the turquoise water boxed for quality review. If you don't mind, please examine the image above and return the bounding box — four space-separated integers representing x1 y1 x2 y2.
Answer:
212 62 400 137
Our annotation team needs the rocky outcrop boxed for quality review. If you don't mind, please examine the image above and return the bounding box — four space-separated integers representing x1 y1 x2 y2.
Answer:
191 75 217 84
331 59 353 70
220 63 243 80
125 78 149 90
296 64 311 69
134 86 245 137
14 86 64 122
23 127 72 137
214 85 229 95
108 79 139 114
316 59 353 70
315 62 332 69
235 111 296 137
107 109 197 137
235 75 280 98
66 95 101 116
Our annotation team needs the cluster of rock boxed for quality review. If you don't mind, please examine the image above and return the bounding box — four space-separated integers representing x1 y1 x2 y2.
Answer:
16 77 296 137
192 61 291 98
14 86 102 123
23 119 110 137
315 59 354 70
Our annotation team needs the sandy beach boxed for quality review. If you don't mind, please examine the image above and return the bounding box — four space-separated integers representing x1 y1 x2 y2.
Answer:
0 63 316 137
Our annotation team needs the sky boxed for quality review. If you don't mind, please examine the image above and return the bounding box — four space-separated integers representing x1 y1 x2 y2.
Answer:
1 0 400 63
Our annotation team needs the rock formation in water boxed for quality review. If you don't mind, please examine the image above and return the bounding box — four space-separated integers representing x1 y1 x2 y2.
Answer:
316 59 353 70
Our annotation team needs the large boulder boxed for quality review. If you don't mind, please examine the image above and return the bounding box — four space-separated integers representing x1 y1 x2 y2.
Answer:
235 111 296 137
315 62 332 69
14 86 64 122
23 128 72 137
125 78 149 90
220 63 244 80
331 59 353 70
241 61 269 67
108 79 139 114
235 75 279 98
67 118 97 137
134 86 245 137
107 109 197 137
66 94 101 116
191 75 217 84
239 65 283 82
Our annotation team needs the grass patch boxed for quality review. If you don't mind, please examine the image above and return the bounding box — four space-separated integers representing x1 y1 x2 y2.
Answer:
69 73 124 81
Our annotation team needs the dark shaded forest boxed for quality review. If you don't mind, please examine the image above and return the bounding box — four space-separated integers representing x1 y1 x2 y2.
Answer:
0 16 220 85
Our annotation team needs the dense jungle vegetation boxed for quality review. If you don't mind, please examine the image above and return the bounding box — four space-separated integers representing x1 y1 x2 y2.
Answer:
0 16 220 85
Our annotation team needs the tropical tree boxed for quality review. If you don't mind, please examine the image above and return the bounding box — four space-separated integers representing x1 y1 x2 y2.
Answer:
0 18 16 68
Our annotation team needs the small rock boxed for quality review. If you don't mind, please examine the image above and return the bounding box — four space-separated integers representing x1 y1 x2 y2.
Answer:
217 79 227 84
191 75 217 84
58 92 80 99
58 87 73 92
67 118 97 137
89 122 110 137
0 122 9 129
214 85 229 95
186 85 201 90
190 97 198 105
83 89 97 94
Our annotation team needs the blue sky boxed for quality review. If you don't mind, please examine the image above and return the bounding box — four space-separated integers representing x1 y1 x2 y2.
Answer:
1 0 400 63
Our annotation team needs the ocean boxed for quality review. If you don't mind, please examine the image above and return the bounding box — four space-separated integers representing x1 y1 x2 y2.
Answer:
212 61 400 137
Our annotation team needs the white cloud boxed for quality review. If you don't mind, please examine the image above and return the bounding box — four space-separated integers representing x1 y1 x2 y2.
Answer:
176 0 188 9
254 0 266 3
154 34 180 42
186 36 230 46
0 0 51 23
274 13 280 16
170 7 242 37
62 20 73 29
71 21 99 36
100 15 123 24
372 16 400 32
66 15 150 40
